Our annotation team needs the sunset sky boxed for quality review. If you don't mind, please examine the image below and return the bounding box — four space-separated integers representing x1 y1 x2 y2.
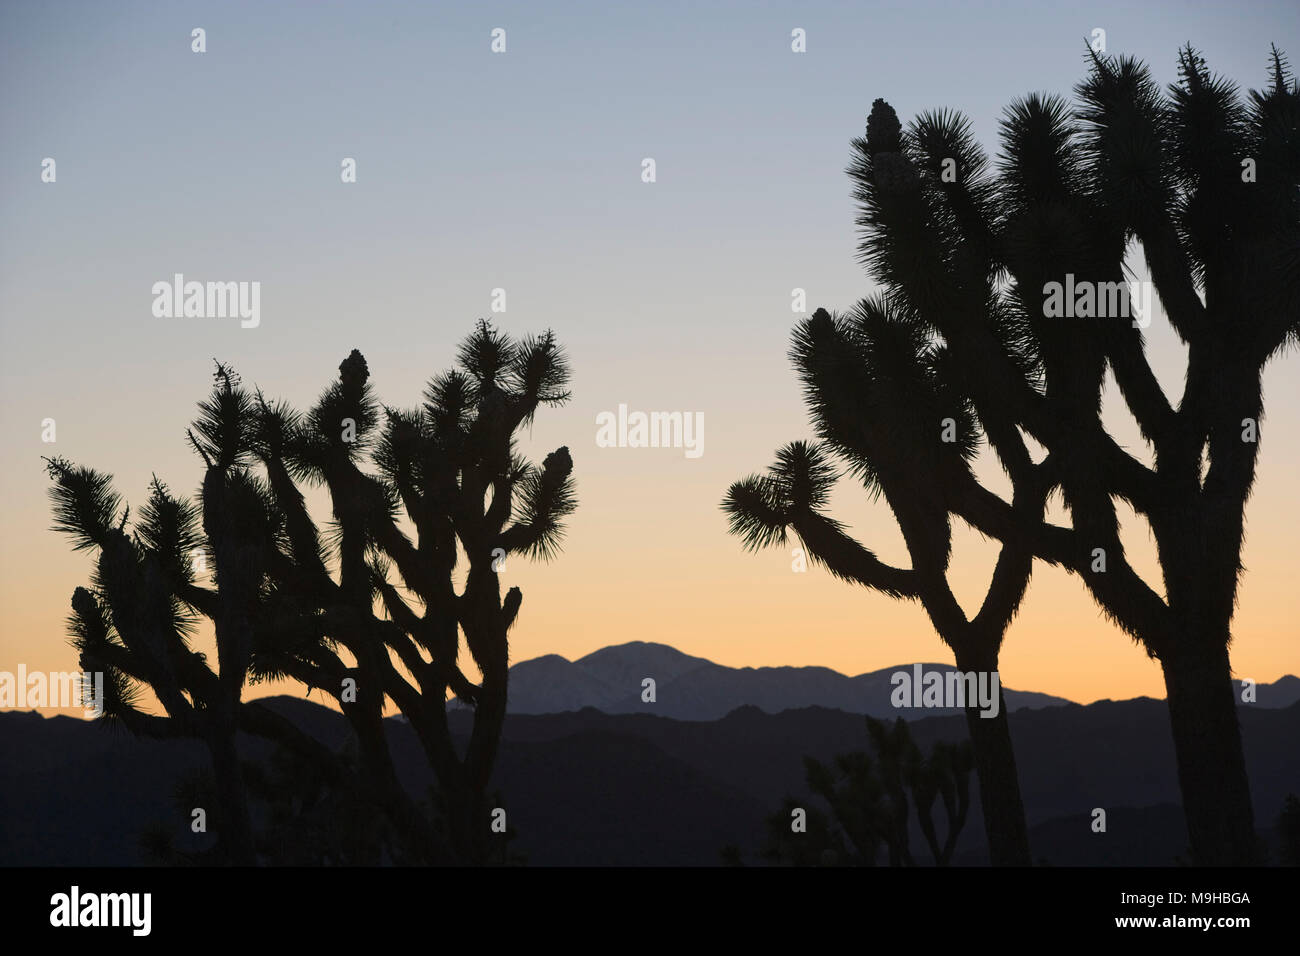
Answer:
2 0 1297 717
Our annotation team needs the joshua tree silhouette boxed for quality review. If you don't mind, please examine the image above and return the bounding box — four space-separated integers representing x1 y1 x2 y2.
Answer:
731 44 1297 866
1278 794 1300 866
723 315 1045 865
758 717 972 866
47 319 576 865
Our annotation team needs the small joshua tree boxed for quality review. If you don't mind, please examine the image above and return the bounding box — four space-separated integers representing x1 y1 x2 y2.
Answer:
761 717 972 866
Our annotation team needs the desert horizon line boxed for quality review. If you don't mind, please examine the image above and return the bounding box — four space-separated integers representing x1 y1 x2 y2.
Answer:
7 636 1295 720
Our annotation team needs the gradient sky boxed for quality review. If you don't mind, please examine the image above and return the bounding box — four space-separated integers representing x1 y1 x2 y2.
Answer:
2 0 1297 717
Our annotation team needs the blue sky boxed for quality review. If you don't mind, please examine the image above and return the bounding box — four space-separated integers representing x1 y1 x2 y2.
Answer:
2 0 1297 704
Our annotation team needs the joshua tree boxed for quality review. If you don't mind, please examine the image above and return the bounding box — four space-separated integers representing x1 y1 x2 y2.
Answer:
724 334 1045 864
760 717 972 866
1278 794 1300 866
47 474 274 865
738 45 1297 865
47 320 577 865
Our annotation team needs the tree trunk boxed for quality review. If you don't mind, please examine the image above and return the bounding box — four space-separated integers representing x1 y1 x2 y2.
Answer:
345 692 452 865
1159 638 1258 865
207 725 256 865
456 659 507 865
442 776 490 865
955 648 1032 866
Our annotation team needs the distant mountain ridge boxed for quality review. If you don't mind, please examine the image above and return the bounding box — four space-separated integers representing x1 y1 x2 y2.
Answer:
4 694 1298 865
483 642 1300 720
481 641 1072 720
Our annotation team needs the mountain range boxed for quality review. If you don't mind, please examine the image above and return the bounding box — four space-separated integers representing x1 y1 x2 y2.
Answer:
4 692 1298 866
465 641 1300 719
3 642 1297 866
